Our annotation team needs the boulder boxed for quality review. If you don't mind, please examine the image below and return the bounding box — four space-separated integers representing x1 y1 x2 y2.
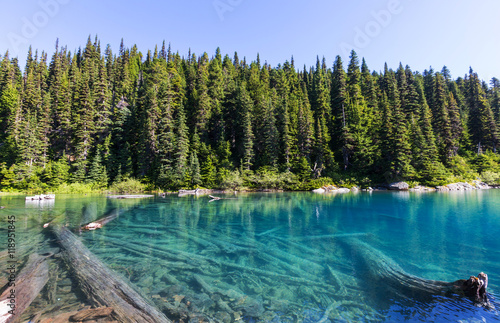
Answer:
472 180 490 190
388 181 409 191
312 188 325 194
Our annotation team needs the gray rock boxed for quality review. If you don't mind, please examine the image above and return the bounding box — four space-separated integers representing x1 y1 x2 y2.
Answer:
388 181 409 190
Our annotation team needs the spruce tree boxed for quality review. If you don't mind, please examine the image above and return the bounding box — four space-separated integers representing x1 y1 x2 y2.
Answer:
330 55 347 156
296 84 314 159
174 103 190 181
433 73 453 162
467 71 499 153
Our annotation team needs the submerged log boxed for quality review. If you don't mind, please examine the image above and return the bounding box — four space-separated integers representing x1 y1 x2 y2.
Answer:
342 238 492 308
49 225 171 323
69 306 114 321
0 254 49 323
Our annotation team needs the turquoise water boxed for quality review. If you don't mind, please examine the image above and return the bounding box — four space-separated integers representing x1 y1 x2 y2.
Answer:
1 191 500 322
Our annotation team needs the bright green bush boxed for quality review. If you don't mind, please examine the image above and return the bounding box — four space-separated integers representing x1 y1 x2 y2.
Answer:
109 178 146 194
302 177 335 191
54 182 96 194
219 170 244 190
481 171 500 186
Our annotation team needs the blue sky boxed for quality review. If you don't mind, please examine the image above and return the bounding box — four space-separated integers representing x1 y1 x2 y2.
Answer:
1 0 499 83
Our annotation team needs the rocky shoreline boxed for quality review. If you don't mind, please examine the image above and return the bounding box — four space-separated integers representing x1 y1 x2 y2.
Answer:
312 180 496 194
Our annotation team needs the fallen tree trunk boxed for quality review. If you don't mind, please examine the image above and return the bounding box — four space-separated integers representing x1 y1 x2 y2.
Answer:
0 254 49 323
80 208 120 231
50 225 171 323
107 195 154 199
342 238 491 308
69 306 115 321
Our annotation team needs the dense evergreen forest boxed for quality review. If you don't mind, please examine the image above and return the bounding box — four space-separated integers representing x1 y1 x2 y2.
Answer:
0 37 499 193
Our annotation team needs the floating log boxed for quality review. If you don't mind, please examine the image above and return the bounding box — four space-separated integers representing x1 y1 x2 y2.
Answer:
342 238 492 308
80 208 120 231
49 225 171 323
107 195 154 199
178 189 226 196
25 194 55 201
208 195 221 202
0 253 49 323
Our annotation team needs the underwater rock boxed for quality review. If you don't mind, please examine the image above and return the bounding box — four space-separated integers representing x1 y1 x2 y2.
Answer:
233 295 264 318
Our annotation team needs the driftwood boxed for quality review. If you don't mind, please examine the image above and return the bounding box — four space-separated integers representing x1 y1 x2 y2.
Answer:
208 195 221 202
69 306 114 321
49 225 171 323
80 208 120 231
343 238 492 308
0 254 49 323
107 195 154 199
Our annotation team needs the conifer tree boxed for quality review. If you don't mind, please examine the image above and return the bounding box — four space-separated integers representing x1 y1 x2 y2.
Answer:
467 71 499 153
311 57 333 171
296 84 314 159
236 84 254 170
189 151 202 186
1 38 499 191
448 93 462 157
193 53 212 141
433 73 453 161
174 103 190 181
330 55 347 161
386 72 414 179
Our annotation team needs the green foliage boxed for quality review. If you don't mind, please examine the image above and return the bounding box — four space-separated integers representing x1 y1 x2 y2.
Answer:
41 158 71 187
474 151 500 173
87 152 108 189
481 171 500 186
447 155 479 181
301 177 334 191
406 181 420 189
0 43 499 193
294 156 312 182
200 155 217 188
218 169 244 190
54 182 96 194
245 167 299 190
109 177 146 194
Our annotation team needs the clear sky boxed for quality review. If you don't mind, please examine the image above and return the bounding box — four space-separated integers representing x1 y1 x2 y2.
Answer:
1 0 499 83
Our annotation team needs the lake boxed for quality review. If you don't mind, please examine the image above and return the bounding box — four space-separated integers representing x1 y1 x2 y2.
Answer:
1 190 499 322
